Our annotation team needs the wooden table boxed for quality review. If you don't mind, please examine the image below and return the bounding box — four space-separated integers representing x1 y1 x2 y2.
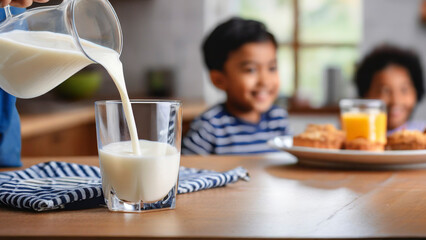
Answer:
1 154 426 239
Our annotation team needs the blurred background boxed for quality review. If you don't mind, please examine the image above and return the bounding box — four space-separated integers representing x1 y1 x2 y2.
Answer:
18 0 426 155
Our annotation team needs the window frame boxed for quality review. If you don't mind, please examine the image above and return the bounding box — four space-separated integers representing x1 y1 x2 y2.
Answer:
287 0 358 109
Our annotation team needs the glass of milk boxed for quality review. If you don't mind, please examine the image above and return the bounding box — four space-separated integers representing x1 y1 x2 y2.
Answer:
95 100 182 212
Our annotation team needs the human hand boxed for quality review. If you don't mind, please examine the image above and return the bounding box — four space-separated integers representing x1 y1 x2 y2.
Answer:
1 0 49 8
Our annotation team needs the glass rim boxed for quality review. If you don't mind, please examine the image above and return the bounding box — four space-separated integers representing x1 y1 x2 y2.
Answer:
339 99 385 108
95 99 182 106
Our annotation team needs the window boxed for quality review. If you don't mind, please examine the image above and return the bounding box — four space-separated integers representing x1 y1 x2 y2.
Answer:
238 0 362 107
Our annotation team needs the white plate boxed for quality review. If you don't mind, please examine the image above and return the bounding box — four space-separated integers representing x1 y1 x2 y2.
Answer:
268 136 426 168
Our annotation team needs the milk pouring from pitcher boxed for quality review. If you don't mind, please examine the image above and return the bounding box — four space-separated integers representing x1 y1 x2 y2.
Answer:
0 0 122 99
0 0 141 153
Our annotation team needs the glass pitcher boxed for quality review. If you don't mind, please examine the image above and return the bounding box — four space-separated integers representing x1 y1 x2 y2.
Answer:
0 0 122 98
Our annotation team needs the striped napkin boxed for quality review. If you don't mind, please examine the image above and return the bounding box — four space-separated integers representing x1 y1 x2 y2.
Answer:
0 161 249 212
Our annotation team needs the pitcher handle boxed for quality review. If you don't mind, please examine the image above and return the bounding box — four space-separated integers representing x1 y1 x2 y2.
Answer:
4 5 12 19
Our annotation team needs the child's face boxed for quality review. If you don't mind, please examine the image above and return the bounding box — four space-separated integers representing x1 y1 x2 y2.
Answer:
218 41 279 115
365 65 417 130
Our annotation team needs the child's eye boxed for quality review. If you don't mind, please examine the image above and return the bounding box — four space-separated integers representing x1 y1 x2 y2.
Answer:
243 68 257 73
269 65 277 72
380 87 391 96
400 86 413 95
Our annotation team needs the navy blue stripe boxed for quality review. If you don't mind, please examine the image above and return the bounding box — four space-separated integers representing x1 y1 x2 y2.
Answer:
14 171 27 179
38 165 53 178
183 104 288 155
75 189 83 199
215 139 277 147
78 165 89 177
199 116 287 129
186 135 211 152
89 167 101 178
47 165 60 177
83 188 91 198
190 119 286 137
205 127 286 139
217 149 278 155
67 165 80 176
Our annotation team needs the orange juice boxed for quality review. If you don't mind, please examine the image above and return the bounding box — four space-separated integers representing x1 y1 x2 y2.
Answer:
341 112 387 144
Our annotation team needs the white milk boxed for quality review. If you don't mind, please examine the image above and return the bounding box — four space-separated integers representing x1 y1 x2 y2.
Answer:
0 30 180 202
0 30 93 98
0 30 140 154
99 140 180 203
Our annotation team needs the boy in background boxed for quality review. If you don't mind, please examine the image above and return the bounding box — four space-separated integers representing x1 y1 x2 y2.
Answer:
182 17 289 155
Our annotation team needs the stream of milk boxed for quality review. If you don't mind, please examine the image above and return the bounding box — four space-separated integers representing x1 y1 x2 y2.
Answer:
0 30 180 202
0 30 141 154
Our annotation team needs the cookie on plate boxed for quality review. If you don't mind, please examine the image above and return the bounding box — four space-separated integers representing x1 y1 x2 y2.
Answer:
293 124 345 149
306 124 345 140
387 130 426 150
305 124 337 132
345 138 385 151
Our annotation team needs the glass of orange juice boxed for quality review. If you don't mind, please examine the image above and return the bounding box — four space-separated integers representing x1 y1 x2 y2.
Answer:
339 99 387 148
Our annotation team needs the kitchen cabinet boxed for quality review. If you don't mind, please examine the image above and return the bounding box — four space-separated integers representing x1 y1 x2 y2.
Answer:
20 107 98 156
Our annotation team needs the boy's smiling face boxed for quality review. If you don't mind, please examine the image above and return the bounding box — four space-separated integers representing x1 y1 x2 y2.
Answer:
210 41 279 122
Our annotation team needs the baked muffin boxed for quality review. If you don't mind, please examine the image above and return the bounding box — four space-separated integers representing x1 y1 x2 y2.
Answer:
306 124 345 142
293 124 345 149
345 138 385 151
387 130 426 150
305 124 337 133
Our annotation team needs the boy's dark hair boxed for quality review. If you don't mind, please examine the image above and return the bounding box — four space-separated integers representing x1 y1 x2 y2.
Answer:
202 17 277 71
355 45 424 102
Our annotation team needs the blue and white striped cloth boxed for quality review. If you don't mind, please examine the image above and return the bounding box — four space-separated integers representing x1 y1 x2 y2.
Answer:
182 104 289 155
0 161 249 211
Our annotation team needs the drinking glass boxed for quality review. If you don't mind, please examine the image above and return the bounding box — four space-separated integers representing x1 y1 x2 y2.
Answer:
95 100 182 212
339 99 387 144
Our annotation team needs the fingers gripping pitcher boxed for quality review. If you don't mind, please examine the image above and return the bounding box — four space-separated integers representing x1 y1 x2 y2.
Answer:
0 0 122 98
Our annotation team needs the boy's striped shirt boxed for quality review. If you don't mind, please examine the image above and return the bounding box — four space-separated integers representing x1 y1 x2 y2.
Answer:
182 104 289 155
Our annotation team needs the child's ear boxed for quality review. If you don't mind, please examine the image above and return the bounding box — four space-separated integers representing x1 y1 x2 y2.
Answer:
209 70 227 91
